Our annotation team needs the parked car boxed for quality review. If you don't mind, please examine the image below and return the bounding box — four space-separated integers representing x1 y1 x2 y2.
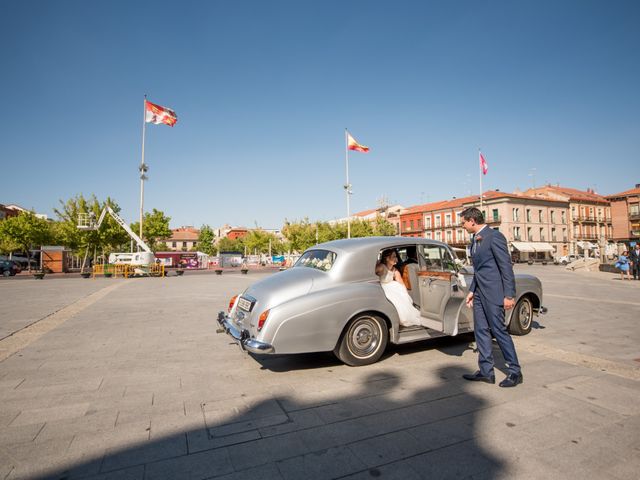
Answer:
555 254 581 265
0 259 21 277
217 237 547 366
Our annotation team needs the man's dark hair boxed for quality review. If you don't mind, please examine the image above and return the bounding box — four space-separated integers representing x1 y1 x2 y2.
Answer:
460 207 485 224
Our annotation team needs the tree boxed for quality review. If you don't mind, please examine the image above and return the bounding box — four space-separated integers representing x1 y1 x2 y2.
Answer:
281 218 317 253
129 209 172 251
197 225 216 255
0 212 52 271
281 216 397 253
243 229 286 255
372 216 397 236
217 236 244 254
54 195 131 269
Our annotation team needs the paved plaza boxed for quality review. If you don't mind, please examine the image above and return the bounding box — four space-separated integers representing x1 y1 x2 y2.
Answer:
0 265 639 480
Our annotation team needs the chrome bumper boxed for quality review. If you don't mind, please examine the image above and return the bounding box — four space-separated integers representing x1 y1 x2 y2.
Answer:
216 311 274 354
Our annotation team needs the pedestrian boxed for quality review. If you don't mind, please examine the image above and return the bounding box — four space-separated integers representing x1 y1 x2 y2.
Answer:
460 207 523 388
615 251 631 281
630 244 640 280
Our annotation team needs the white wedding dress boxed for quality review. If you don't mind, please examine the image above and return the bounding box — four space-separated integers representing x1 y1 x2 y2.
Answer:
379 266 423 327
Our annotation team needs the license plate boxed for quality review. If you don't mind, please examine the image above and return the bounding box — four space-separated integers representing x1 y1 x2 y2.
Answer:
238 297 253 312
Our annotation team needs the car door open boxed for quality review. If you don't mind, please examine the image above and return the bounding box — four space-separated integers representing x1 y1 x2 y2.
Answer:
417 244 462 335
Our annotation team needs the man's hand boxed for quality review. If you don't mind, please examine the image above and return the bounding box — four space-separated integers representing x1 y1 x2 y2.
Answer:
504 297 515 310
465 291 474 308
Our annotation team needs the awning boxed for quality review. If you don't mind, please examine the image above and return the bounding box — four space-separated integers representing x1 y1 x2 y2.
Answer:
531 242 555 252
511 241 536 252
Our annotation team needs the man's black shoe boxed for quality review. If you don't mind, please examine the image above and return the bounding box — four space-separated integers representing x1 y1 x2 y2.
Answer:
462 371 495 384
499 373 523 388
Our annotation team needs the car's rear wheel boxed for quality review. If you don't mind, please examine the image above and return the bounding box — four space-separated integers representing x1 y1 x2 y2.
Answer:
335 314 388 366
2 270 10 277
508 297 533 335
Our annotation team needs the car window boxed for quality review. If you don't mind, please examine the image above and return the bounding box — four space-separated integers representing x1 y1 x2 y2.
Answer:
420 245 456 272
294 249 336 272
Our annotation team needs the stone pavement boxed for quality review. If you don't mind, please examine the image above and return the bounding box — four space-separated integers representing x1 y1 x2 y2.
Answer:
0 266 638 480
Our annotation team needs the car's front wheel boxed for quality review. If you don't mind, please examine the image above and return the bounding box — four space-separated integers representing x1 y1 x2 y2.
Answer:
2 270 10 277
335 314 388 366
508 297 533 335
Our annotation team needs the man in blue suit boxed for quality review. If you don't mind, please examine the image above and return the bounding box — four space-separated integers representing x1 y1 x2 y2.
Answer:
461 207 522 388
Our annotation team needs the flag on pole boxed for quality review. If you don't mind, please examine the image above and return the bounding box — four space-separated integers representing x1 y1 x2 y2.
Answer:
347 132 370 153
145 100 178 127
479 152 488 175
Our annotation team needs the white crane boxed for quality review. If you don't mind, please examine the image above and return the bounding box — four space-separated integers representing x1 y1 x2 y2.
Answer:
77 206 155 266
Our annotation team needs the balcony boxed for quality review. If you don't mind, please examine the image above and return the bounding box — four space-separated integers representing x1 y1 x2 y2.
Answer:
486 215 501 225
631 230 640 237
577 216 597 223
630 213 640 221
574 233 598 240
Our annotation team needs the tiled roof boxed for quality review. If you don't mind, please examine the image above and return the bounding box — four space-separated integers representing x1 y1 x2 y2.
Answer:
528 185 609 204
353 208 377 217
606 187 640 199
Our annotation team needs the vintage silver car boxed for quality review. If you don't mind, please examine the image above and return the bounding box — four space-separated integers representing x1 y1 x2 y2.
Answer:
217 237 546 366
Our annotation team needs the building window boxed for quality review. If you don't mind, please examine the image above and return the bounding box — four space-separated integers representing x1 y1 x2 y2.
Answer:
540 227 545 241
538 210 543 222
445 213 452 227
435 231 441 240
417 219 422 228
513 208 519 221
435 215 441 227
526 209 531 222
172 241 177 248
193 241 197 247
492 208 499 221
571 206 576 219
402 221 406 231
182 242 187 247
457 229 463 242
527 227 532 240
426 232 432 239
552 228 556 241
513 226 521 240
561 211 566 224
446 230 452 242
410 220 414 230
425 216 431 228
550 211 555 223
562 228 567 241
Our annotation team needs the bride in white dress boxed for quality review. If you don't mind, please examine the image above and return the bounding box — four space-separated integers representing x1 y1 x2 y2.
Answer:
375 250 423 327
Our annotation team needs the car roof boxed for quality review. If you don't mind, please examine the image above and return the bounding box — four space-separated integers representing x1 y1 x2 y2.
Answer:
310 236 451 255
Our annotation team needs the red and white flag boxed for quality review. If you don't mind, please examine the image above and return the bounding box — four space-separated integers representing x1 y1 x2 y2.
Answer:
145 100 178 127
479 152 488 175
347 132 370 153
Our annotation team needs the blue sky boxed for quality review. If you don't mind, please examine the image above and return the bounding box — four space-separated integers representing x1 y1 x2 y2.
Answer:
1 1 638 229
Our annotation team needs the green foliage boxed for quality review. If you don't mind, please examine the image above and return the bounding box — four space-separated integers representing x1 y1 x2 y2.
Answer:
0 212 52 257
243 229 287 255
53 195 129 256
197 225 216 255
282 216 397 253
129 208 172 251
217 236 244 253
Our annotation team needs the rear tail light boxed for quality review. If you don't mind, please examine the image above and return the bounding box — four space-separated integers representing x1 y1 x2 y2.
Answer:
228 295 238 312
258 310 270 331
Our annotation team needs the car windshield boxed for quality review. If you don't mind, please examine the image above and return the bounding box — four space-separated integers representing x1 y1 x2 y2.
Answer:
294 249 336 272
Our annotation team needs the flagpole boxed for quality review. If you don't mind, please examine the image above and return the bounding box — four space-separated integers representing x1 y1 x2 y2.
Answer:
345 129 351 239
139 95 148 246
478 149 483 209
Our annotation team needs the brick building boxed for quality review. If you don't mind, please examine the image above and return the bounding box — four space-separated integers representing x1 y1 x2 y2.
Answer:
605 184 640 246
524 185 612 255
400 191 570 261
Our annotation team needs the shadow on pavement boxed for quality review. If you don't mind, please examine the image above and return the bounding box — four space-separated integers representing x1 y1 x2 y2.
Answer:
29 366 504 480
